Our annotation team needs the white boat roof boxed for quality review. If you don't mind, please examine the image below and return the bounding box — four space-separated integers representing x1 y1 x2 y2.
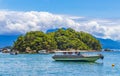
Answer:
54 50 96 53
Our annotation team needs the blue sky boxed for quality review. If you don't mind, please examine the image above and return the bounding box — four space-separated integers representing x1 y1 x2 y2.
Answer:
0 0 120 18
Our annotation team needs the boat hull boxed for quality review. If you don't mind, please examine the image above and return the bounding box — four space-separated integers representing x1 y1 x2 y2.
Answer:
52 55 101 62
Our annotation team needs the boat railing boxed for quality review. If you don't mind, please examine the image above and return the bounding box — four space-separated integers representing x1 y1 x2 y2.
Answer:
54 51 101 56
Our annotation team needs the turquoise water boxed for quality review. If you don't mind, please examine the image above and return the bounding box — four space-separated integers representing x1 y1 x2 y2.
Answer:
0 52 120 76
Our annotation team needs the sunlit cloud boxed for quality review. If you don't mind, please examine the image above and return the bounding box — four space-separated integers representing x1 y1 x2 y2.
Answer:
0 11 120 40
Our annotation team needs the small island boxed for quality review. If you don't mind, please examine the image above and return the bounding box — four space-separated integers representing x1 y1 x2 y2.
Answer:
104 48 113 52
12 28 102 54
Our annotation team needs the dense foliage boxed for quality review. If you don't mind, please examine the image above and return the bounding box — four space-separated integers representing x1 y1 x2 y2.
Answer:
13 28 102 53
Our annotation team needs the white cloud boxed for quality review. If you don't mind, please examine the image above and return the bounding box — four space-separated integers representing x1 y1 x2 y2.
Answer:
0 11 120 40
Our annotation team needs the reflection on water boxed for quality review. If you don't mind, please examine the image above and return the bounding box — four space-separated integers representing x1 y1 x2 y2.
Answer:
0 52 120 76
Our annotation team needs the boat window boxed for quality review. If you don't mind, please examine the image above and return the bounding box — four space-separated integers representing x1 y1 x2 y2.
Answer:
75 52 78 54
68 52 72 55
63 52 66 55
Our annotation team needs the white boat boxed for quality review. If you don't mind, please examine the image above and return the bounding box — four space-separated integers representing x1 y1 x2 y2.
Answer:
10 51 18 55
52 51 104 62
38 50 48 54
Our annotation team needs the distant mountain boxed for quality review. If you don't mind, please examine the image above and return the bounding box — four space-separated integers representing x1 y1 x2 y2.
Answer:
46 28 66 33
97 38 120 49
1 29 120 49
0 35 19 48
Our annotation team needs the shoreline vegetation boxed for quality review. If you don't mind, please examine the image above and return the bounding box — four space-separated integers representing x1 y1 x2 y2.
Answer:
11 28 101 54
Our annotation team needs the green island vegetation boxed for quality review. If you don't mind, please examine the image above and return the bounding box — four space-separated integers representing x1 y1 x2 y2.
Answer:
12 28 102 53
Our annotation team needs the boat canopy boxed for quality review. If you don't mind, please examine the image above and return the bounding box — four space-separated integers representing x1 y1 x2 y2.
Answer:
54 50 100 56
54 50 96 53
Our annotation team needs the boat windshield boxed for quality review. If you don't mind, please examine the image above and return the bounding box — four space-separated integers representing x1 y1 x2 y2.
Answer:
55 51 100 56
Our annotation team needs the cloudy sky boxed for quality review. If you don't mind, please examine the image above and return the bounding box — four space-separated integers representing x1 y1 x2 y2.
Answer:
0 0 120 41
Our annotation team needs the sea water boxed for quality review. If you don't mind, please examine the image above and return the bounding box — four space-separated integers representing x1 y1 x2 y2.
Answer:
0 51 120 76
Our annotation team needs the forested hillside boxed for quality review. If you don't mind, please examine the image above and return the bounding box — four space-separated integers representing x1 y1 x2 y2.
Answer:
13 28 101 53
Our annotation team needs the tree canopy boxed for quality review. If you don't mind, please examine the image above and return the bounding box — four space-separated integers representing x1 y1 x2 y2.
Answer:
13 28 102 53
